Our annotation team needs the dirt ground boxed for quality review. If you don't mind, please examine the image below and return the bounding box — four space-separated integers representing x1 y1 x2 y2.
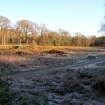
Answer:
1 48 105 105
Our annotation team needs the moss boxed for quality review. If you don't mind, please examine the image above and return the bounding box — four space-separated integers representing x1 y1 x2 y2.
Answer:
0 80 9 91
0 92 13 105
32 94 48 105
0 80 13 105
17 96 29 105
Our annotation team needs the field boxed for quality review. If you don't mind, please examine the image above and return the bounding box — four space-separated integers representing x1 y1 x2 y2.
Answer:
0 46 105 105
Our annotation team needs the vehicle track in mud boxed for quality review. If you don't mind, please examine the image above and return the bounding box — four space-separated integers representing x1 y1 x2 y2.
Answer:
1 53 105 105
2 53 105 80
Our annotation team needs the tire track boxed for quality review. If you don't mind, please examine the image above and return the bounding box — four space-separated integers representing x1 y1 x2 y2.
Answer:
3 54 105 78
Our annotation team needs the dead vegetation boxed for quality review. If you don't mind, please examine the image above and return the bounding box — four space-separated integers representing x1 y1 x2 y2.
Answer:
0 47 105 105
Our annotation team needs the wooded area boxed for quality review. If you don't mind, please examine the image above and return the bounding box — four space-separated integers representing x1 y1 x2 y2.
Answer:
0 15 104 46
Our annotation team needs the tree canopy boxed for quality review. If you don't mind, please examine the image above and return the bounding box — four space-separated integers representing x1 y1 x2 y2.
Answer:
0 15 103 46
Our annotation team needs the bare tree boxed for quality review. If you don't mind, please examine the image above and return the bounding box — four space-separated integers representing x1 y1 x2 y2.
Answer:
0 16 11 45
16 20 34 44
31 23 39 44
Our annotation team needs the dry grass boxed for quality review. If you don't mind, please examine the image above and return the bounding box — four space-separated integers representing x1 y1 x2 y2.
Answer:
0 55 27 64
0 45 103 52
0 45 103 68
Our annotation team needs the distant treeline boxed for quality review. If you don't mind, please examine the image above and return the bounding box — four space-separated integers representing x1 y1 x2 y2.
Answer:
0 15 104 46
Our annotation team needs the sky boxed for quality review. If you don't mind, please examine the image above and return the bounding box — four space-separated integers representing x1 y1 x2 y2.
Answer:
0 0 104 35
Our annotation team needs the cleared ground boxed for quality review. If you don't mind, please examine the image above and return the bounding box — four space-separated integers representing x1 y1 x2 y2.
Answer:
0 47 105 105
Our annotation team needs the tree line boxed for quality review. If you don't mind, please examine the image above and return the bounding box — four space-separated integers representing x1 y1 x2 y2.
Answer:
0 15 104 46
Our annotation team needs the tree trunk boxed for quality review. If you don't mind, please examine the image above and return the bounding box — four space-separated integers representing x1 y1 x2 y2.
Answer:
19 39 22 45
3 35 5 45
2 35 3 45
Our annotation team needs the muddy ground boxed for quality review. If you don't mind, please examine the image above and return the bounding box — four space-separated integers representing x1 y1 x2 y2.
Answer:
1 48 105 105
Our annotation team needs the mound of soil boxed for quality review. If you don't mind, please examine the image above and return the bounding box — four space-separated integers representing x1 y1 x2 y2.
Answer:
15 50 33 56
42 49 66 56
